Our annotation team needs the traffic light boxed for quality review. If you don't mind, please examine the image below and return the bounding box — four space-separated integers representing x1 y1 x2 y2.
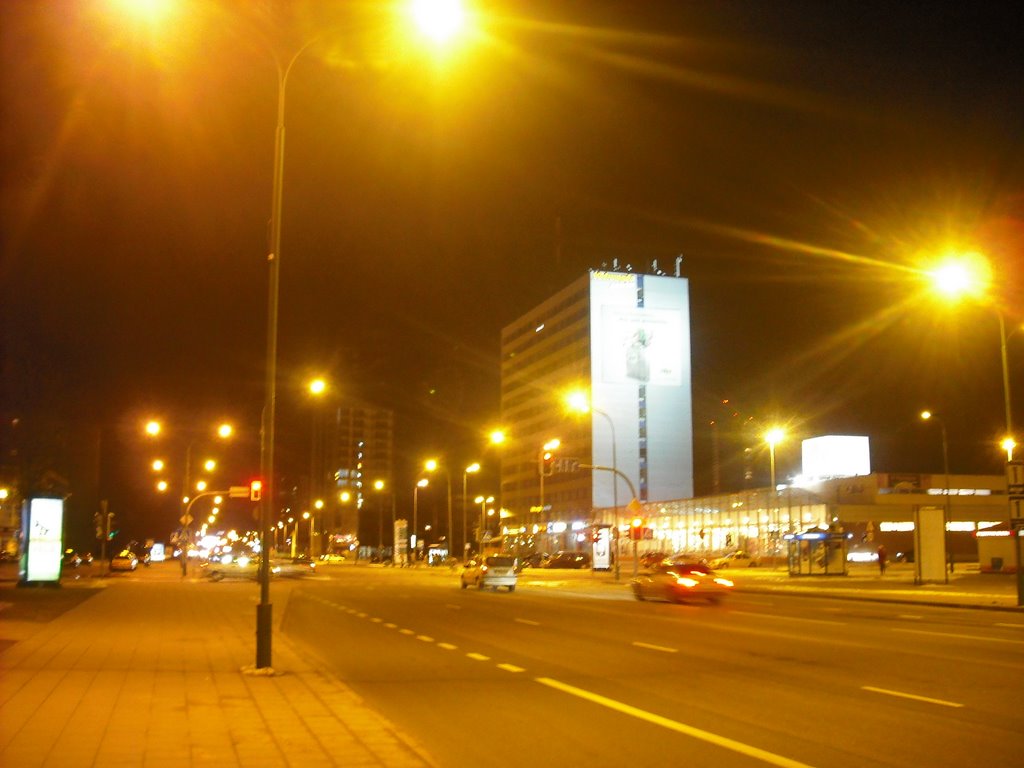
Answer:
540 450 555 477
250 479 263 502
630 517 644 541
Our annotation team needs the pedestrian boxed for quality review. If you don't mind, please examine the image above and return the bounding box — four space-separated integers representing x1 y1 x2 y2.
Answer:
877 544 888 576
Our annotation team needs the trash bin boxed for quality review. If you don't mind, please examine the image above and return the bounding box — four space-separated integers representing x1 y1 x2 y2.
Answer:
991 557 1004 572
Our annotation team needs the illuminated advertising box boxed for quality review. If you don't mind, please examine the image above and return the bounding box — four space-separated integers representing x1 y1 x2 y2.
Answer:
20 496 64 584
801 436 871 479
589 272 693 507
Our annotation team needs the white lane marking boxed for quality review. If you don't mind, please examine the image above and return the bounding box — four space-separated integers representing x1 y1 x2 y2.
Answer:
730 610 846 626
416 635 434 643
861 686 963 708
437 643 458 651
399 629 415 636
384 623 397 629
515 618 541 626
536 677 817 768
497 663 525 673
356 612 368 618
445 604 461 610
632 641 678 654
995 623 1024 630
893 628 1024 645
898 615 923 620
370 617 382 623
466 652 490 661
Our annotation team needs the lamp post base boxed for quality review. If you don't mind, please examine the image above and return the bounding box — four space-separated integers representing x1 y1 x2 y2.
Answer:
256 603 273 669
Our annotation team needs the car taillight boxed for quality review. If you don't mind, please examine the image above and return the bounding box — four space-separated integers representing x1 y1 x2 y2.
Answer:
480 565 489 573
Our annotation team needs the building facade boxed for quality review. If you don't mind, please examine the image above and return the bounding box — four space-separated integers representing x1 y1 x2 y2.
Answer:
327 404 394 537
500 269 694 546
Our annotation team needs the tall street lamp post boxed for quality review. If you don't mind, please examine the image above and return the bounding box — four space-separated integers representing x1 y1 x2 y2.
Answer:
412 478 429 564
373 480 386 556
424 459 453 559
765 427 785 568
462 463 480 559
475 495 494 552
566 391 621 580
254 0 469 670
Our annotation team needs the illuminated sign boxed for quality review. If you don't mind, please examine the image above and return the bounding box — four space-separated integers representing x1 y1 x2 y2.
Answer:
589 272 693 506
22 497 64 583
801 436 871 479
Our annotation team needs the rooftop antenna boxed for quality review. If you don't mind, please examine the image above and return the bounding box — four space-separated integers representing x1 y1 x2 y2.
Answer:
675 254 684 277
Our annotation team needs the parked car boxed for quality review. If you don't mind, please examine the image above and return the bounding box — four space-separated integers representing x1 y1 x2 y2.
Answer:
631 558 733 604
517 552 549 570
110 550 139 572
541 550 592 569
640 551 670 568
460 554 517 591
707 550 759 569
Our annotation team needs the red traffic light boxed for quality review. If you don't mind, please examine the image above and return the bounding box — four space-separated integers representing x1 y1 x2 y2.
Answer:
249 480 263 502
630 518 644 541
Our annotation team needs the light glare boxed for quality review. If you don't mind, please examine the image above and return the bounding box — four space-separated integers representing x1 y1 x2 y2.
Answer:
410 0 466 43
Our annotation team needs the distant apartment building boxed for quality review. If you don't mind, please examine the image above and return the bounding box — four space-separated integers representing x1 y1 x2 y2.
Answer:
327 403 393 535
500 269 694 538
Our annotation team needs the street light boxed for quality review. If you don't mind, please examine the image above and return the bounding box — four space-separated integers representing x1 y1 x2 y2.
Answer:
1002 437 1017 462
462 462 480 560
424 459 452 558
566 390 621 580
372 480 386 555
765 427 785 566
413 478 429 564
252 0 470 669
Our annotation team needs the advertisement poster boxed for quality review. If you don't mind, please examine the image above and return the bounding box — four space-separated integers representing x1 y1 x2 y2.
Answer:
23 497 64 583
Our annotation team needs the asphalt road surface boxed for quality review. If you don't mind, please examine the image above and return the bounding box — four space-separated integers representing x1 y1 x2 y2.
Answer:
282 567 1024 768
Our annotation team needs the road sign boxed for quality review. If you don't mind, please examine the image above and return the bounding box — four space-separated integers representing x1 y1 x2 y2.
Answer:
179 514 193 526
553 457 580 474
228 486 250 499
626 498 643 516
1007 461 1024 494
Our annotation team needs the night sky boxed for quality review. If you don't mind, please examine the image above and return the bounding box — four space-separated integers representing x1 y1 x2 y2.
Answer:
2 1 1022 547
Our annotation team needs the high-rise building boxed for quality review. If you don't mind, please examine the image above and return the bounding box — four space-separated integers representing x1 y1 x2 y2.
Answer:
327 404 394 535
500 270 693 536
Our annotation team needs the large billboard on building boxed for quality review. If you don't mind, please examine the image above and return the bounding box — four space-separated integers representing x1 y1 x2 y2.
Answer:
801 435 871 480
589 271 693 507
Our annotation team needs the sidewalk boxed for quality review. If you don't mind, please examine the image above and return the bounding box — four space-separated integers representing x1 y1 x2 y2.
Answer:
0 572 435 768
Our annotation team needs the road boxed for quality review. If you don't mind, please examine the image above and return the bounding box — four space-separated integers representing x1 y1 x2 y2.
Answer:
281 566 1024 768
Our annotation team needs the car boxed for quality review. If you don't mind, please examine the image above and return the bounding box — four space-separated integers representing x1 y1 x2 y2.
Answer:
707 550 759 569
460 554 517 591
631 558 733 604
640 551 670 568
110 550 139 571
203 556 316 582
541 550 592 569
62 549 83 568
516 552 549 570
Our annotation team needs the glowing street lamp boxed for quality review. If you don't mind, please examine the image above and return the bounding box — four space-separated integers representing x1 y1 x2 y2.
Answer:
151 459 165 472
462 462 480 559
566 389 622 579
410 0 468 44
424 459 453 556
765 427 785 560
475 494 495 550
1002 437 1017 462
413 478 429 564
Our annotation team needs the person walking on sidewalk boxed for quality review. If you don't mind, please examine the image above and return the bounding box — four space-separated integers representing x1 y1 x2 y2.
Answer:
877 544 888 576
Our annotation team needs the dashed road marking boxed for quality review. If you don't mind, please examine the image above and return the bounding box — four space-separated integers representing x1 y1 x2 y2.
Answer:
893 628 1024 645
995 622 1024 630
730 610 845 626
417 635 434 643
515 618 540 626
466 652 490 661
384 622 397 629
861 686 963 708
536 677 817 768
399 629 415 636
632 641 677 654
497 663 525 673
437 643 458 651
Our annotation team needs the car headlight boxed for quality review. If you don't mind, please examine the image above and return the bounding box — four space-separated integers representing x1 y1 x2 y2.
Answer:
713 578 734 587
675 577 699 588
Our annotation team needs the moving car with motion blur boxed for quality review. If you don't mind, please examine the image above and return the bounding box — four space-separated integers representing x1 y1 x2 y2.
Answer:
460 554 517 591
631 557 733 604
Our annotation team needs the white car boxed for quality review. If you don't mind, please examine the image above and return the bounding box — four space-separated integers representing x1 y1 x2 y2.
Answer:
460 554 517 592
707 551 759 569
